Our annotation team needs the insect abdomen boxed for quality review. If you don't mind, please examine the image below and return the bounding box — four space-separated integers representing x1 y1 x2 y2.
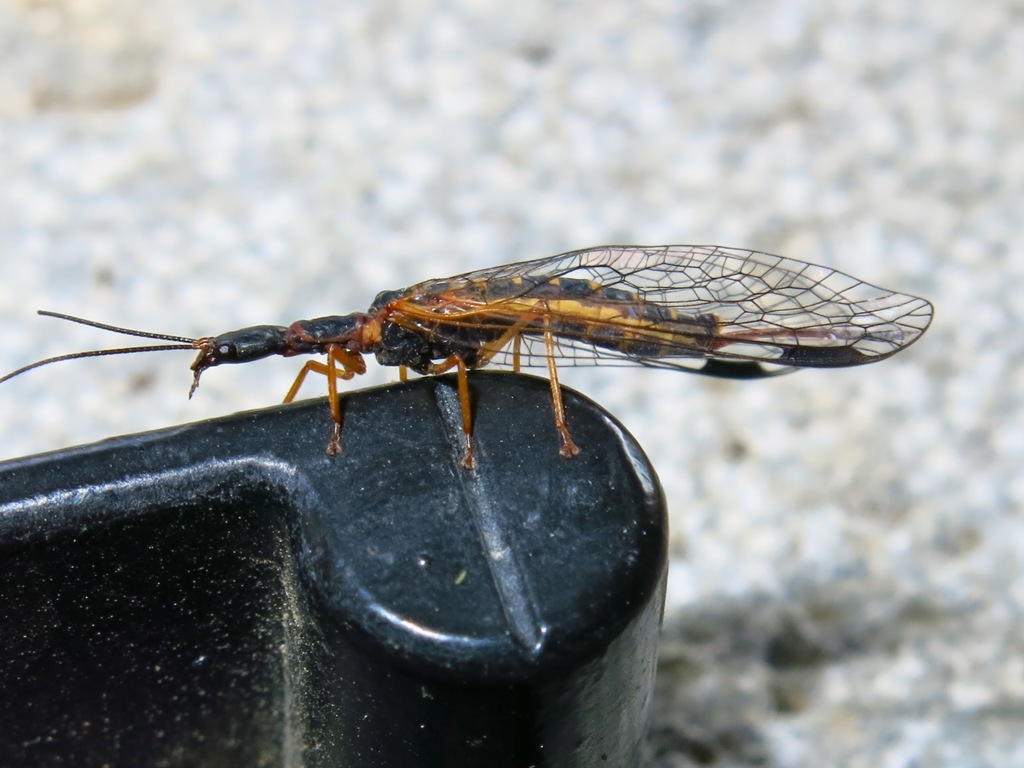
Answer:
457 276 718 358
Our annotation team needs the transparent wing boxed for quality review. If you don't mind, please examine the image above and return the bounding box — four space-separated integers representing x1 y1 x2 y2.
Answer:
392 245 934 370
482 332 792 379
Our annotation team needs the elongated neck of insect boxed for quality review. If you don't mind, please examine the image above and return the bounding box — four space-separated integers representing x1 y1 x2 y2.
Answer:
282 313 383 354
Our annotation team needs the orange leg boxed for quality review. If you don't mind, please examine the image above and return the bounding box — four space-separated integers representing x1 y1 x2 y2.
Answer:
543 318 580 458
416 324 527 469
284 346 366 455
471 323 526 369
426 354 476 470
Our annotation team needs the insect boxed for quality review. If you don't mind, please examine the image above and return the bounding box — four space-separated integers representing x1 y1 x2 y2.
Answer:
1 245 933 468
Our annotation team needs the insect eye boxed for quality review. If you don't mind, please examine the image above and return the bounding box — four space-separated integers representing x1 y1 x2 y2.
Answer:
218 344 233 356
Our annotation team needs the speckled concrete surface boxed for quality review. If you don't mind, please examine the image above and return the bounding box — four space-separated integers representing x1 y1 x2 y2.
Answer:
0 1 1019 765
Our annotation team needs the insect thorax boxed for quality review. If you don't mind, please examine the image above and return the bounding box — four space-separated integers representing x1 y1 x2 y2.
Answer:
373 319 501 373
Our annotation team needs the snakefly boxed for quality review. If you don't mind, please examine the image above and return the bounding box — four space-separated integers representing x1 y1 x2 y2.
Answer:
0 245 932 468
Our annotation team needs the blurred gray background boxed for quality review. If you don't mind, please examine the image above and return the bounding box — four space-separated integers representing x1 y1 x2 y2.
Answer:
0 1 1019 765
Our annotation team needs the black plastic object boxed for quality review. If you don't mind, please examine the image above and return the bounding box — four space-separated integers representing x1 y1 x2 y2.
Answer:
0 372 667 767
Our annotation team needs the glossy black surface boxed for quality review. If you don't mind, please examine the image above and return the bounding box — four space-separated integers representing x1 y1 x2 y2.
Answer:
0 372 667 767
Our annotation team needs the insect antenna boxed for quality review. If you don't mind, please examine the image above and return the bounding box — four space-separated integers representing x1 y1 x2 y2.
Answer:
0 310 198 385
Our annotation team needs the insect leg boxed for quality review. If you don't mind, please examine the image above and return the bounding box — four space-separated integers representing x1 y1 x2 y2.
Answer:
324 348 343 455
426 354 476 470
282 348 366 455
283 350 365 403
451 355 476 470
283 362 319 404
467 322 528 369
543 316 580 458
